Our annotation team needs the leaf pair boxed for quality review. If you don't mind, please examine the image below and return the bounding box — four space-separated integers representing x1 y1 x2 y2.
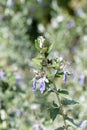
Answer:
35 39 53 54
49 101 61 121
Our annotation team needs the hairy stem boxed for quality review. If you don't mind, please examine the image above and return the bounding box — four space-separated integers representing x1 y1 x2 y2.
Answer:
53 82 68 130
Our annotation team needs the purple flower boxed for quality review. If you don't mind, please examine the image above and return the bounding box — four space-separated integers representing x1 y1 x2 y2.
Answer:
75 8 84 17
66 20 75 29
32 78 37 91
37 0 42 3
40 81 45 93
32 77 48 93
79 75 85 85
38 77 49 93
79 120 87 129
63 71 67 83
7 0 14 8
33 123 40 130
15 73 21 84
0 70 5 80
16 109 22 117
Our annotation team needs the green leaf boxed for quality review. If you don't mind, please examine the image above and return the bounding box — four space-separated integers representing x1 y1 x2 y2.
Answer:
58 89 71 99
0 81 9 92
32 58 42 66
58 89 69 95
53 101 58 107
44 88 54 96
41 47 47 53
59 94 71 99
35 40 40 51
52 63 59 69
65 116 78 128
49 107 59 121
55 71 64 77
61 99 78 105
55 127 64 130
48 43 54 53
49 101 61 121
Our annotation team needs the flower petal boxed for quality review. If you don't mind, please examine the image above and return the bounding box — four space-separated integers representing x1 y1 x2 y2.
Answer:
79 120 87 129
40 82 45 93
32 78 37 91
32 82 36 91
63 71 67 83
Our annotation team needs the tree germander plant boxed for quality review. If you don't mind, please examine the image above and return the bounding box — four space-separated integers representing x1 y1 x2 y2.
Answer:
32 36 79 130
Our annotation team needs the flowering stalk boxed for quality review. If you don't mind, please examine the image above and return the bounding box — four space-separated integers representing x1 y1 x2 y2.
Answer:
53 81 68 130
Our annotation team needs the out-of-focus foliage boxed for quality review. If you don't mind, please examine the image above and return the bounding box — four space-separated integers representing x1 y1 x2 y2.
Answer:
0 0 87 129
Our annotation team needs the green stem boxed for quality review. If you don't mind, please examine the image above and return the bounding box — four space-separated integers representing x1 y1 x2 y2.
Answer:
53 82 68 130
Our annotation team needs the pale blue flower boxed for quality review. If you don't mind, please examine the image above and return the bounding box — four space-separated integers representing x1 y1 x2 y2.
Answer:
38 77 49 93
66 20 75 29
15 73 21 84
7 0 14 8
40 81 45 93
37 0 42 3
16 109 22 117
63 71 67 83
79 120 87 129
0 70 5 80
79 75 85 85
33 123 40 130
75 8 84 17
32 78 37 91
32 77 48 93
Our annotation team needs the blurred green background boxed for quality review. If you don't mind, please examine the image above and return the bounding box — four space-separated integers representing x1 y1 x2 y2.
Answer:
0 0 87 129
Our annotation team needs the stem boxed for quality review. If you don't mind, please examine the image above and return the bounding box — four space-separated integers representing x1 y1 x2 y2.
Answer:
53 82 68 130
